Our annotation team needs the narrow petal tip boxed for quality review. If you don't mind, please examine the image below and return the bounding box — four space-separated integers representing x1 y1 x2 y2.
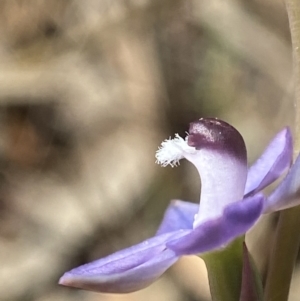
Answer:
59 273 75 287
59 271 120 293
58 271 115 293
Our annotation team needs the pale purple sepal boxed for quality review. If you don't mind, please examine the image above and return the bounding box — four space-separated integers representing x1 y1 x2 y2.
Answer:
166 194 264 255
263 154 300 213
245 128 292 195
59 231 186 293
156 200 198 235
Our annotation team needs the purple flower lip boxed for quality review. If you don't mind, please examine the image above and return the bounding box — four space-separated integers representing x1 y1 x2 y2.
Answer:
59 118 300 294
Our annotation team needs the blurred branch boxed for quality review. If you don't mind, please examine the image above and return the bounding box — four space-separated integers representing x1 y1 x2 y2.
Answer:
287 0 300 154
0 0 291 108
190 0 292 93
264 1 300 301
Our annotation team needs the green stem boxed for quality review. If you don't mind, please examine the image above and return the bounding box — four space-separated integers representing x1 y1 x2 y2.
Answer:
201 237 244 301
264 207 300 301
264 1 300 301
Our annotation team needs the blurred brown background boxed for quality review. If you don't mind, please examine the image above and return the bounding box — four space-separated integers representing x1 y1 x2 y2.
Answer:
0 0 298 300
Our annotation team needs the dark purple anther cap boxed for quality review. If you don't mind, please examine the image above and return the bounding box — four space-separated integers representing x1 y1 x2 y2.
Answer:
187 118 247 162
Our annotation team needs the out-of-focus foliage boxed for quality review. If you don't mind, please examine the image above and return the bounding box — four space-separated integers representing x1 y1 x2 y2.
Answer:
0 0 297 300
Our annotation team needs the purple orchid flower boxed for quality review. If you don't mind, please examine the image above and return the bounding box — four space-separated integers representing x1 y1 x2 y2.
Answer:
59 118 300 294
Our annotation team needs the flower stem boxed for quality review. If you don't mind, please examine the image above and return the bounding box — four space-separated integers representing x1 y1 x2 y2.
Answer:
202 237 244 301
264 1 300 301
264 207 300 301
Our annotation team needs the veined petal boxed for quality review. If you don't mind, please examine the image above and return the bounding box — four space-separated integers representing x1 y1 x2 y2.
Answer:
245 127 293 195
166 194 264 255
59 231 186 293
156 200 198 235
264 153 300 213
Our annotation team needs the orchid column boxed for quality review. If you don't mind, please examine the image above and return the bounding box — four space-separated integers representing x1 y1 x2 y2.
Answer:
156 118 261 301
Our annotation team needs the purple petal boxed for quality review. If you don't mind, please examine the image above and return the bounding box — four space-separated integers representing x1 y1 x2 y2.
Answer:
166 194 264 255
59 231 186 293
264 153 300 213
156 200 198 235
245 128 292 195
